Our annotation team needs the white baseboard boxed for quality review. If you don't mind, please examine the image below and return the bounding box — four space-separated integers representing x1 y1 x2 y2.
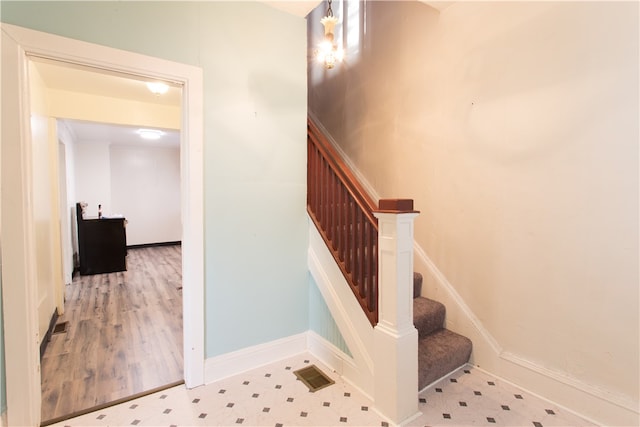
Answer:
497 352 638 426
0 410 6 427
204 333 307 385
203 330 372 401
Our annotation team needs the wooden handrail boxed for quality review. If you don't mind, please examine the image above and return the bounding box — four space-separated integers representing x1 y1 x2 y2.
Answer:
307 118 379 326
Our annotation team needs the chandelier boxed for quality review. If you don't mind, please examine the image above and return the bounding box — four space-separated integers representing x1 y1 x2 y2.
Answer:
316 0 344 69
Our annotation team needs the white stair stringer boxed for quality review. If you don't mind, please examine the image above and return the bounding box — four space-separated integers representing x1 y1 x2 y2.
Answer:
307 218 375 399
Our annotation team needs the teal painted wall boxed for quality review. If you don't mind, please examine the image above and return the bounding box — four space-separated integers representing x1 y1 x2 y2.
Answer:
0 1 309 358
309 274 351 357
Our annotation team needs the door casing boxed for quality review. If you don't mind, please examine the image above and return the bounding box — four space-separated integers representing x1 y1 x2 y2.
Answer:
0 23 205 426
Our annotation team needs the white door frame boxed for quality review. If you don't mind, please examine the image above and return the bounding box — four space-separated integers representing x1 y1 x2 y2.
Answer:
0 23 205 425
57 140 73 289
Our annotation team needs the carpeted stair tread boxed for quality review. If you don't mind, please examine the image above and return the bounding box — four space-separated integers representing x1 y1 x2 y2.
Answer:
417 328 473 390
413 272 473 390
413 297 446 338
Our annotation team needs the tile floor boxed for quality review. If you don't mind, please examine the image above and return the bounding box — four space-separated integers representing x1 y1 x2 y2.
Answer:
51 353 594 427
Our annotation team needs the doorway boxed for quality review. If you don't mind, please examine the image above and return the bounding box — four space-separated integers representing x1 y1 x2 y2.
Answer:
1 23 205 427
35 59 185 420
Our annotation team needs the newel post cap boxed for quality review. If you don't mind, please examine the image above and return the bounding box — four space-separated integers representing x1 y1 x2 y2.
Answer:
375 199 419 214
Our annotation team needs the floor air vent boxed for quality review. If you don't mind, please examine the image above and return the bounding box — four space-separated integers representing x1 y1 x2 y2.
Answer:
53 321 69 335
293 365 335 392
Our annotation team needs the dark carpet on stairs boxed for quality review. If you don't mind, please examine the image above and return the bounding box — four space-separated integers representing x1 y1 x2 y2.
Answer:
413 273 473 390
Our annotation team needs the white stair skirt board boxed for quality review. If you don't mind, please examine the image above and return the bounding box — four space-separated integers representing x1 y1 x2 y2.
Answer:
306 330 354 379
307 217 375 398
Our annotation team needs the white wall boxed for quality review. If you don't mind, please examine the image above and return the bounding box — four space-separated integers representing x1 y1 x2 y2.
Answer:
73 140 181 246
414 6 638 422
110 145 181 245
308 1 639 425
73 141 112 219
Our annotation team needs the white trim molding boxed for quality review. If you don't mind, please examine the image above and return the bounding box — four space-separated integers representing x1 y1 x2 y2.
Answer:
204 334 307 384
1 24 45 427
373 211 420 424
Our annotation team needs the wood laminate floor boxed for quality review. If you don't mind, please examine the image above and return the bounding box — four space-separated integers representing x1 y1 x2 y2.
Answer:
41 245 184 423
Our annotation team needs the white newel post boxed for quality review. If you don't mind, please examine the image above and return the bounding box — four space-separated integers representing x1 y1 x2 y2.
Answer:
373 200 420 425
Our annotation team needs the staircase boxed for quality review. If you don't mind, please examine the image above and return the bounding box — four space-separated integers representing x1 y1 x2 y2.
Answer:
413 272 473 390
307 116 473 414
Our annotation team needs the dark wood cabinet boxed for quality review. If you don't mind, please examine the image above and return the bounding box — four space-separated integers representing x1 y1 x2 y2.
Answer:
76 203 127 275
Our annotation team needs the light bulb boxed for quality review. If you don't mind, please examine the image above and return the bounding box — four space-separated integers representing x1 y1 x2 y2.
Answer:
137 129 164 140
146 81 169 95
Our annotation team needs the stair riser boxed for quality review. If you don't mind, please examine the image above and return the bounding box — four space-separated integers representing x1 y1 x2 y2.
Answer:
418 330 473 390
413 297 446 338
413 295 473 391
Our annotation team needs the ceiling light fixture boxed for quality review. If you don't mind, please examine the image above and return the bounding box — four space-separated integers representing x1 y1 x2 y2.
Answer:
316 0 344 69
146 81 169 95
137 128 164 140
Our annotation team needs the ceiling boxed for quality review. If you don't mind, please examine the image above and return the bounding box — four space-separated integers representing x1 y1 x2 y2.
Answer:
61 119 180 148
261 0 321 17
32 59 181 147
33 59 182 106
261 1 455 16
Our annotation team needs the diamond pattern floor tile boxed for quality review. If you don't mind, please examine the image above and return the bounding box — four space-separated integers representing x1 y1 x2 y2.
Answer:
51 353 594 427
